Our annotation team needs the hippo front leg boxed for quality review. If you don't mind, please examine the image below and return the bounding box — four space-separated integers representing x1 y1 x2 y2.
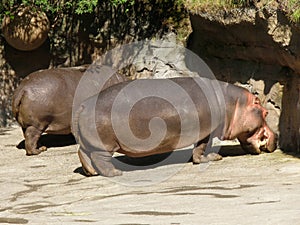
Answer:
192 136 222 164
24 126 47 155
78 148 122 177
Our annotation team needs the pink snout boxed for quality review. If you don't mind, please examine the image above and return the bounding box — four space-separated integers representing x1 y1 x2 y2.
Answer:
239 124 277 154
259 125 277 153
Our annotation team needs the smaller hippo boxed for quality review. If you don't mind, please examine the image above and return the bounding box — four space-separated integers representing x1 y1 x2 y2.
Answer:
12 65 127 155
73 77 277 177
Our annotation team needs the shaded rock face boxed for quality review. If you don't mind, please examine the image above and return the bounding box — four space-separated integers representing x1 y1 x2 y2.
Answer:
187 7 300 152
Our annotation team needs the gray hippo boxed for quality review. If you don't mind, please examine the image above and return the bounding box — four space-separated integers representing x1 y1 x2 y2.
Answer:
12 66 127 155
73 77 277 177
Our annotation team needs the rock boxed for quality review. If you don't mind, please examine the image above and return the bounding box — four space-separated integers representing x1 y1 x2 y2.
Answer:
2 6 50 51
99 33 198 79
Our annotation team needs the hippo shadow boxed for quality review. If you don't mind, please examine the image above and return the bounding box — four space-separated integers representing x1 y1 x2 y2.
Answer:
218 145 247 157
113 145 248 172
113 150 189 171
17 134 77 150
74 145 248 176
73 150 190 176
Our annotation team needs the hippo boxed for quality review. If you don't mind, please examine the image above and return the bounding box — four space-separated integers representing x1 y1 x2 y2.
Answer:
72 77 277 177
12 66 127 155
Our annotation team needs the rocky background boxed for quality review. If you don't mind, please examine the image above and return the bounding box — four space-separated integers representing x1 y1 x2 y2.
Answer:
0 1 299 152
187 1 300 152
0 0 188 126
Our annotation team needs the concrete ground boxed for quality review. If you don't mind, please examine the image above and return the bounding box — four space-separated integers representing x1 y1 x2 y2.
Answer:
0 126 300 225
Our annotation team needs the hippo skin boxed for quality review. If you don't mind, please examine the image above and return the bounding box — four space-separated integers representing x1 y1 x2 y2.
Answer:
12 66 127 155
73 77 277 177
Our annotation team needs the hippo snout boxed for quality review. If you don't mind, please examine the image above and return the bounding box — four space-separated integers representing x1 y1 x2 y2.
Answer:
239 126 278 155
260 132 278 153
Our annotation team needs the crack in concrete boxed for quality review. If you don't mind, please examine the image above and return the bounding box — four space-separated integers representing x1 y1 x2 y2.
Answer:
123 211 193 216
174 192 240 198
0 217 28 224
246 200 281 205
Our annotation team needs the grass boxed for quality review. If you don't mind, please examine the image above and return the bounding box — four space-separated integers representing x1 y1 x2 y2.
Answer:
182 0 300 23
289 0 300 22
182 0 251 12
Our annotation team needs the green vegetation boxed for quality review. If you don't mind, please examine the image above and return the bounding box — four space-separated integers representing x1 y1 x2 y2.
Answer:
0 0 98 16
183 0 300 23
110 0 134 6
1 0 299 26
182 0 252 11
289 0 300 22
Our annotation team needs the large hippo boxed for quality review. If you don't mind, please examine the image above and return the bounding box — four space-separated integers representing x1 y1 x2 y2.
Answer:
12 66 127 155
73 77 277 177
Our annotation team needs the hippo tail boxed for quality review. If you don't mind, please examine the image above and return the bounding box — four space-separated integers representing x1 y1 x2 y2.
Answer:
11 87 25 121
71 104 85 143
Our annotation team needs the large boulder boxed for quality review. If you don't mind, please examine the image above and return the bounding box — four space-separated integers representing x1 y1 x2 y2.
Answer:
2 6 50 51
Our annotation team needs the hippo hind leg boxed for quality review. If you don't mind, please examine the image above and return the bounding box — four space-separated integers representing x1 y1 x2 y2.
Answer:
24 126 47 155
78 148 122 177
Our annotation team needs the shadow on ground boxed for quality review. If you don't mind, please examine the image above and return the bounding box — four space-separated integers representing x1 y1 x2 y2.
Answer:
16 134 77 149
283 151 300 159
74 144 250 176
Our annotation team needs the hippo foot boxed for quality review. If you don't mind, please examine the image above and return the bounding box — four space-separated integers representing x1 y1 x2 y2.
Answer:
39 146 47 152
100 168 123 177
26 146 47 156
26 149 42 156
92 162 123 177
89 150 123 177
78 149 123 177
193 153 222 164
205 153 222 161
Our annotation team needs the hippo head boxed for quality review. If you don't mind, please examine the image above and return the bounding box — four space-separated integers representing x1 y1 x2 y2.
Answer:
237 118 278 154
224 93 277 154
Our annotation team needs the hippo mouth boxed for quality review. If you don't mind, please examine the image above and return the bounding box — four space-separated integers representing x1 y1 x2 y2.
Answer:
259 134 277 153
239 126 277 154
258 139 268 151
258 124 278 153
